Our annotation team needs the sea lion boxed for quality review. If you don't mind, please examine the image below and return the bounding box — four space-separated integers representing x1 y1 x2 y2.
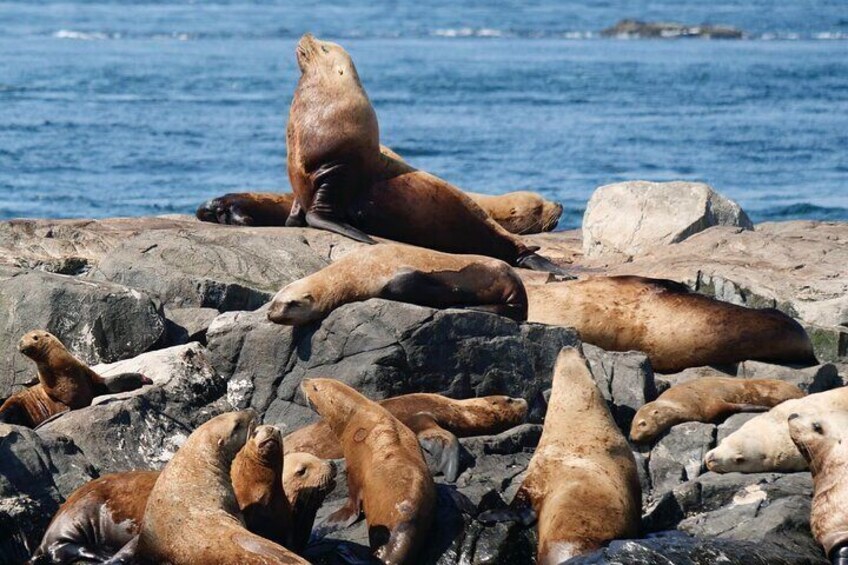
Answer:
284 392 528 481
301 378 435 564
788 411 848 565
284 34 565 274
630 377 805 443
137 410 307 564
705 386 848 473
30 425 301 564
0 331 151 428
524 275 817 373
267 243 529 324
282 452 337 553
465 191 562 234
480 347 641 563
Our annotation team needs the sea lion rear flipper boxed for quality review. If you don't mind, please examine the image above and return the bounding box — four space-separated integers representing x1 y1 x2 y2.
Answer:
714 403 771 420
312 497 363 540
410 414 461 482
516 252 574 278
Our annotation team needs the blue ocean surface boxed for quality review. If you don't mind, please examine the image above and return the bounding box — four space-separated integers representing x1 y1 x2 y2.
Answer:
1 1 847 228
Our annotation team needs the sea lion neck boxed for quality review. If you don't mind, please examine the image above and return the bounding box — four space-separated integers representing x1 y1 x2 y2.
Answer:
35 346 81 388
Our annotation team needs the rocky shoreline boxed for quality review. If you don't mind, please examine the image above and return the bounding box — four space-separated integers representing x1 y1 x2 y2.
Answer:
0 182 846 564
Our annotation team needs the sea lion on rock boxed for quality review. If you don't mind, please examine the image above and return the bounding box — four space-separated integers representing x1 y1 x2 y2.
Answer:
788 411 848 565
705 386 848 473
285 392 528 481
465 191 562 234
630 377 805 443
285 34 566 274
480 347 641 563
301 378 435 564
137 410 307 564
267 243 529 324
283 452 337 553
524 275 817 373
0 331 151 428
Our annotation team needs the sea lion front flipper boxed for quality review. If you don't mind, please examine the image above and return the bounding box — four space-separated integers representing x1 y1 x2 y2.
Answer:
231 531 306 563
477 486 537 526
45 542 115 564
409 413 461 482
100 535 139 565
285 198 308 227
306 162 376 244
305 211 376 244
462 304 527 322
312 497 363 540
515 252 574 278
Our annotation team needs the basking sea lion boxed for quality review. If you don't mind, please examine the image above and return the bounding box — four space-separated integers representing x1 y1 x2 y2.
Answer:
480 347 641 563
284 34 565 274
788 411 848 565
282 452 337 553
630 377 805 443
705 386 848 473
524 276 817 373
301 378 435 564
285 392 528 481
0 331 151 428
267 243 529 325
137 410 307 564
465 191 562 234
30 425 302 564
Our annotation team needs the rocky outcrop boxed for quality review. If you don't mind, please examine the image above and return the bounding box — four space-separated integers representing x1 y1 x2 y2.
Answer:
582 181 752 259
601 20 744 39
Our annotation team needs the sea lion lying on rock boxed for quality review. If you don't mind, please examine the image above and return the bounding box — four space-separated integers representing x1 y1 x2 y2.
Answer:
524 275 817 373
480 347 641 563
302 378 435 564
30 426 327 564
705 386 848 473
0 330 151 428
788 411 848 565
630 377 805 443
267 243 529 324
283 34 566 274
285 392 528 481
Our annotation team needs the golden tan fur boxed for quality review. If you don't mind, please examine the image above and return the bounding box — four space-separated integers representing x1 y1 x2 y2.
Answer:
268 243 527 325
282 452 337 553
513 347 641 564
525 276 816 373
138 411 307 565
301 379 435 565
284 393 527 458
630 377 805 443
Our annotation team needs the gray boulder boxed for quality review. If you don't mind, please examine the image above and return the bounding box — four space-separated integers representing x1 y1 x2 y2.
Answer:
582 181 752 258
583 345 657 430
648 422 715 496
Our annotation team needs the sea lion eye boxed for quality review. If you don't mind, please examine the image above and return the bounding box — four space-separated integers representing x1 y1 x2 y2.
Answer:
32 335 39 341
813 422 823 434
639 421 648 428
297 467 307 476
321 45 329 54
734 455 746 464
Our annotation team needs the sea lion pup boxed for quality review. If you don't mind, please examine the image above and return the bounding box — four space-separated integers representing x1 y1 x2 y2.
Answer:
524 275 817 373
285 392 528 481
267 243 529 325
705 386 848 473
630 377 805 443
0 331 151 428
282 452 337 553
301 378 436 564
788 411 848 565
285 34 566 274
479 347 641 564
137 410 307 565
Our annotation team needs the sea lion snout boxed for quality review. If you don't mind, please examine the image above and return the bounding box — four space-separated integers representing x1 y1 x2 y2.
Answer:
268 286 318 326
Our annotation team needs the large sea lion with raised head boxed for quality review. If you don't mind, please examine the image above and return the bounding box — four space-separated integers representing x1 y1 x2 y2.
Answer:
524 275 817 373
630 377 805 443
788 411 848 565
0 330 151 428
136 410 307 564
480 347 641 563
285 392 527 481
267 243 529 325
284 34 566 274
301 378 435 564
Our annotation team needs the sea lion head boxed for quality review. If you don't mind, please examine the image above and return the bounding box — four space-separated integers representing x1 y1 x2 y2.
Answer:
18 330 62 361
788 411 848 470
245 424 284 465
295 33 361 84
202 410 258 461
477 395 529 424
301 378 364 435
283 452 337 508
704 429 771 473
541 201 564 232
630 400 680 443
267 279 322 326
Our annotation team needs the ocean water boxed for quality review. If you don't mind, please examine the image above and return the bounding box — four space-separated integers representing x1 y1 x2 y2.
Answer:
1 1 847 228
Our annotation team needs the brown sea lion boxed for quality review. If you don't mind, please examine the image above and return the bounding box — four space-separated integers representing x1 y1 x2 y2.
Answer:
0 331 151 428
524 275 817 373
267 243 529 325
465 191 562 234
137 410 307 564
630 377 805 443
282 452 337 553
285 392 528 481
301 378 435 564
480 347 641 563
284 34 566 274
788 411 848 565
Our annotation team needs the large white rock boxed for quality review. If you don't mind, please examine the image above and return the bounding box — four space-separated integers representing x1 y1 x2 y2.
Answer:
582 181 753 258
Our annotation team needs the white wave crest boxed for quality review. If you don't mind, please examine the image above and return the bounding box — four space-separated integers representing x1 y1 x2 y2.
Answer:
53 30 112 40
